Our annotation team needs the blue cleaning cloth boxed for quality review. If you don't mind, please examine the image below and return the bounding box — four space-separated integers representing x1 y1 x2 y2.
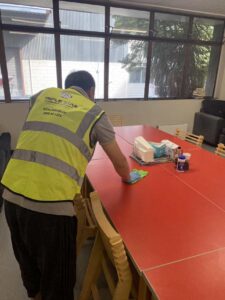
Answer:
124 169 148 184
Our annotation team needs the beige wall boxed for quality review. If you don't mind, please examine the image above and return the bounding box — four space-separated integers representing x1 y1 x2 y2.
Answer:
0 99 202 148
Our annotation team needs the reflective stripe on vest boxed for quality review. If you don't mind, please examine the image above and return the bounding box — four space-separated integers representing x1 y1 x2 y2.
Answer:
76 105 103 138
13 149 84 186
23 121 92 161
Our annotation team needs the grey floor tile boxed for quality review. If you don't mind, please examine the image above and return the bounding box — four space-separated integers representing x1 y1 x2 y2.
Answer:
0 208 29 300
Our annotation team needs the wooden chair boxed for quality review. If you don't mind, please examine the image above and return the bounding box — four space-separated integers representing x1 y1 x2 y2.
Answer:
78 191 133 300
108 115 124 127
175 128 204 146
74 195 96 255
215 143 225 158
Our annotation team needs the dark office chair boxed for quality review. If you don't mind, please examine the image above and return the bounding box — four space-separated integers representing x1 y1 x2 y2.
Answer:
0 132 11 212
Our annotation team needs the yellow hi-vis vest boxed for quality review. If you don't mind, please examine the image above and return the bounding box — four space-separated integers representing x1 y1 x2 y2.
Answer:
1 87 104 202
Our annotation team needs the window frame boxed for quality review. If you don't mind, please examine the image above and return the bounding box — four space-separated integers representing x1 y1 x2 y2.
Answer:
0 0 224 102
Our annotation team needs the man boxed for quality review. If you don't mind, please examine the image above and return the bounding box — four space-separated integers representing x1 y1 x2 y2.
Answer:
1 71 130 300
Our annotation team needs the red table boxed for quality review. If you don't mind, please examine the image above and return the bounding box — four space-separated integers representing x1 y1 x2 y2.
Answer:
143 248 225 300
115 125 200 151
87 125 225 299
161 149 225 212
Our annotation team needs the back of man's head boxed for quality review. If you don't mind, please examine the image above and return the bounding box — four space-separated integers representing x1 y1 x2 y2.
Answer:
65 71 95 93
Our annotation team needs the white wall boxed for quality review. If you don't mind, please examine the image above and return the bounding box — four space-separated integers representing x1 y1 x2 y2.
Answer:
99 99 202 129
0 102 29 148
0 99 202 148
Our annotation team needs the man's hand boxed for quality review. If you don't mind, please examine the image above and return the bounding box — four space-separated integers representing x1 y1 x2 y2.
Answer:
123 169 149 184
123 170 141 184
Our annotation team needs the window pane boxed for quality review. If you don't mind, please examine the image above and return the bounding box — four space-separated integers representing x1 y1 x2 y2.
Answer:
154 13 189 39
192 18 224 42
61 36 104 99
59 2 105 32
184 45 220 98
149 42 185 98
0 1 53 27
109 39 147 98
110 7 149 35
3 31 56 99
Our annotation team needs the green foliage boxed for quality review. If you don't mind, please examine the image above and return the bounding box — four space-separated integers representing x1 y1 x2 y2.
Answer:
156 20 188 39
113 16 222 97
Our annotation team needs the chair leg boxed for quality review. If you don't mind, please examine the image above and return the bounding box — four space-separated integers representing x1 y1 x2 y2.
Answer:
113 280 132 300
78 233 103 300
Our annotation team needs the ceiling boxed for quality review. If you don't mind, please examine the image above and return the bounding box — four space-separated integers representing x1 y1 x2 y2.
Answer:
110 0 225 17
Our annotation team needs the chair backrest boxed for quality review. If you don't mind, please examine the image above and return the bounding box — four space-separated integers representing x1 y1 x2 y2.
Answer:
108 115 124 127
74 194 96 255
175 128 204 146
215 143 225 157
79 191 132 300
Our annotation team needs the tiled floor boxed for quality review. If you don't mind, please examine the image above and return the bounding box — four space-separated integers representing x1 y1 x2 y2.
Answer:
0 210 28 300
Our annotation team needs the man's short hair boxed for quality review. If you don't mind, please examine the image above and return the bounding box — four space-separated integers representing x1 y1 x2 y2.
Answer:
65 71 95 92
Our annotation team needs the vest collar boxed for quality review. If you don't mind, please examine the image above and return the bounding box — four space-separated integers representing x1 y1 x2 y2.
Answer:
69 86 90 100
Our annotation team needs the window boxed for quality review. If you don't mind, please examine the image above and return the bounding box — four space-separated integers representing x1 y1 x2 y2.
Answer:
110 7 149 35
154 13 189 39
184 45 220 98
109 39 147 98
0 1 224 101
59 2 105 32
3 31 56 99
149 42 185 98
129 68 146 83
0 1 53 27
192 17 224 42
61 35 104 99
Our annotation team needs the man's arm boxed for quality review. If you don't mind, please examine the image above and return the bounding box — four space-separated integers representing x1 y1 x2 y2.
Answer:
101 139 130 181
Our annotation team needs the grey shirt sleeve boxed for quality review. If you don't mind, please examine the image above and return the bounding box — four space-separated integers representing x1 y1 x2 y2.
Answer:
90 113 115 147
29 90 43 109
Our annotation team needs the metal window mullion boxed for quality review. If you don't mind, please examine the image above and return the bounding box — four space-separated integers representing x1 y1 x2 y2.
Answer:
0 12 11 102
212 20 225 97
53 0 62 88
144 12 154 100
181 16 193 97
104 5 110 101
1 23 55 34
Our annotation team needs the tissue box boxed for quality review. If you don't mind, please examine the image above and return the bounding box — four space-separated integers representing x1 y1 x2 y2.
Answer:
133 136 154 163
